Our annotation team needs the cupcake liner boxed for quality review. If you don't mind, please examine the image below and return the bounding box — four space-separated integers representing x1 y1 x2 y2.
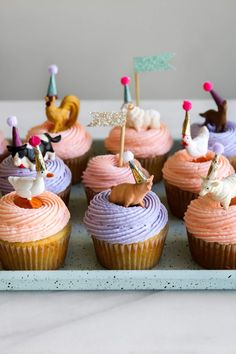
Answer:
0 223 71 270
137 154 168 183
187 231 236 269
227 156 236 171
92 224 168 270
164 179 198 219
57 183 71 206
84 186 100 204
64 148 91 185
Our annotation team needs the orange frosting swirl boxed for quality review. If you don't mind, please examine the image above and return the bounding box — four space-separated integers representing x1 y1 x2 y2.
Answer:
82 154 149 192
162 150 234 193
0 192 70 242
26 122 92 159
104 123 173 158
184 196 236 244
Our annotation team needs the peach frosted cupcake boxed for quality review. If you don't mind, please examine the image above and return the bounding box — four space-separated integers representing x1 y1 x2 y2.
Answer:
162 101 234 218
104 77 173 182
82 152 149 204
26 65 92 184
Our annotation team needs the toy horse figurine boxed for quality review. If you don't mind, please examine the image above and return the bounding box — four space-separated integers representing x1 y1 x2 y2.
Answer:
45 95 80 133
200 81 227 133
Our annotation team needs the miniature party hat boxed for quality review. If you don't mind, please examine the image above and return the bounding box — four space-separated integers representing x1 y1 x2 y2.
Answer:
182 100 192 136
29 136 47 173
47 64 58 98
121 76 132 104
203 81 224 107
123 151 148 183
7 116 22 147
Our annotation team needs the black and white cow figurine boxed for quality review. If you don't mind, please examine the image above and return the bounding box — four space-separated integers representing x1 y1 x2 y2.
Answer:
7 133 61 171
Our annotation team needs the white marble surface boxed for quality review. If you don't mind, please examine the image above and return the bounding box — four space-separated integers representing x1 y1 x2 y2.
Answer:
1 100 236 353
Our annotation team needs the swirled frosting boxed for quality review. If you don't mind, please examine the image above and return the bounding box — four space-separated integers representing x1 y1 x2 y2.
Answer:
184 196 236 244
162 149 234 193
191 122 236 157
0 131 7 155
84 190 168 244
26 122 92 159
82 154 149 192
0 156 71 195
0 191 70 242
104 123 173 158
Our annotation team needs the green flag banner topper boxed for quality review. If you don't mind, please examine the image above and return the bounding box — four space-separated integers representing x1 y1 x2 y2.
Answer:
133 53 175 73
88 111 126 127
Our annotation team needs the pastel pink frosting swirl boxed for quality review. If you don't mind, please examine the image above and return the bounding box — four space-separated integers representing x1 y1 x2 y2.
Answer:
104 123 173 158
184 196 236 244
82 154 149 192
0 192 70 242
26 122 92 159
162 150 234 193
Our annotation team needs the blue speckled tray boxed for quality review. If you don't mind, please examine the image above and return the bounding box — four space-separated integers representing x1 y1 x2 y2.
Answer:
1 183 236 291
1 141 236 291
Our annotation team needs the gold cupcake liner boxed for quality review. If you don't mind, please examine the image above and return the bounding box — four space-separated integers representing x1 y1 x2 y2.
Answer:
57 183 71 206
92 224 168 270
137 154 168 183
228 156 236 171
164 180 198 219
0 223 71 270
187 231 236 269
64 148 91 185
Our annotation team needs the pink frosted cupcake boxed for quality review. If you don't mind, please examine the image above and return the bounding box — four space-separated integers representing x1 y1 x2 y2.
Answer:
82 153 149 203
0 131 8 162
104 77 173 183
26 65 92 184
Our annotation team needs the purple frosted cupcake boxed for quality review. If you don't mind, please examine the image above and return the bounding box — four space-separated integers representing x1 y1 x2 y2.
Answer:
84 190 168 270
192 81 236 168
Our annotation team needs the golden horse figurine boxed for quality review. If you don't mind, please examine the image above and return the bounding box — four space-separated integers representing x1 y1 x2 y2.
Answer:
45 95 80 133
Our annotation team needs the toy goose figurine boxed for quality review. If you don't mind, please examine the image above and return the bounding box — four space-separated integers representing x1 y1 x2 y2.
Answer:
8 136 53 208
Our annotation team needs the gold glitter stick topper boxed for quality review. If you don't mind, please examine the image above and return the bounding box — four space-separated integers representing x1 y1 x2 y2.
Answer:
88 111 126 127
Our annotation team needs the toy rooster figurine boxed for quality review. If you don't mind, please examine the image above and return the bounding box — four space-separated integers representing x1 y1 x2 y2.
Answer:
45 65 80 133
8 136 54 208
182 100 209 158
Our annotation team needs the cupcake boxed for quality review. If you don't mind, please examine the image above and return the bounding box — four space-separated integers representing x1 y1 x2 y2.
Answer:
0 131 8 162
84 160 168 270
0 141 71 270
104 77 173 182
191 81 236 169
162 101 234 218
184 151 236 269
0 121 72 205
82 152 149 204
26 65 92 184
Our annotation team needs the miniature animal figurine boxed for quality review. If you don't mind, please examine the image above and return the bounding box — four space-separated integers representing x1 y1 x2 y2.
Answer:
109 175 154 207
200 173 236 210
200 81 227 133
182 126 209 158
45 95 80 133
123 103 160 131
205 143 225 180
8 136 53 201
7 133 61 170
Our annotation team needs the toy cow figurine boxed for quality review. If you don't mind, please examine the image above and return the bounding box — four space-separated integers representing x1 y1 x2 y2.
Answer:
7 133 61 171
200 173 236 210
200 82 227 133
109 175 154 207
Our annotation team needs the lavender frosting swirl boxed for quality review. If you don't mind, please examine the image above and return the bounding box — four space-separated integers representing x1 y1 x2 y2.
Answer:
191 121 236 157
0 156 72 195
84 190 168 244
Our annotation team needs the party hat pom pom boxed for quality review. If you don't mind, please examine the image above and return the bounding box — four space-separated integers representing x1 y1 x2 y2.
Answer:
29 135 41 147
48 64 58 75
203 81 213 92
121 76 130 86
213 142 224 155
182 100 192 111
123 151 134 163
7 116 18 127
